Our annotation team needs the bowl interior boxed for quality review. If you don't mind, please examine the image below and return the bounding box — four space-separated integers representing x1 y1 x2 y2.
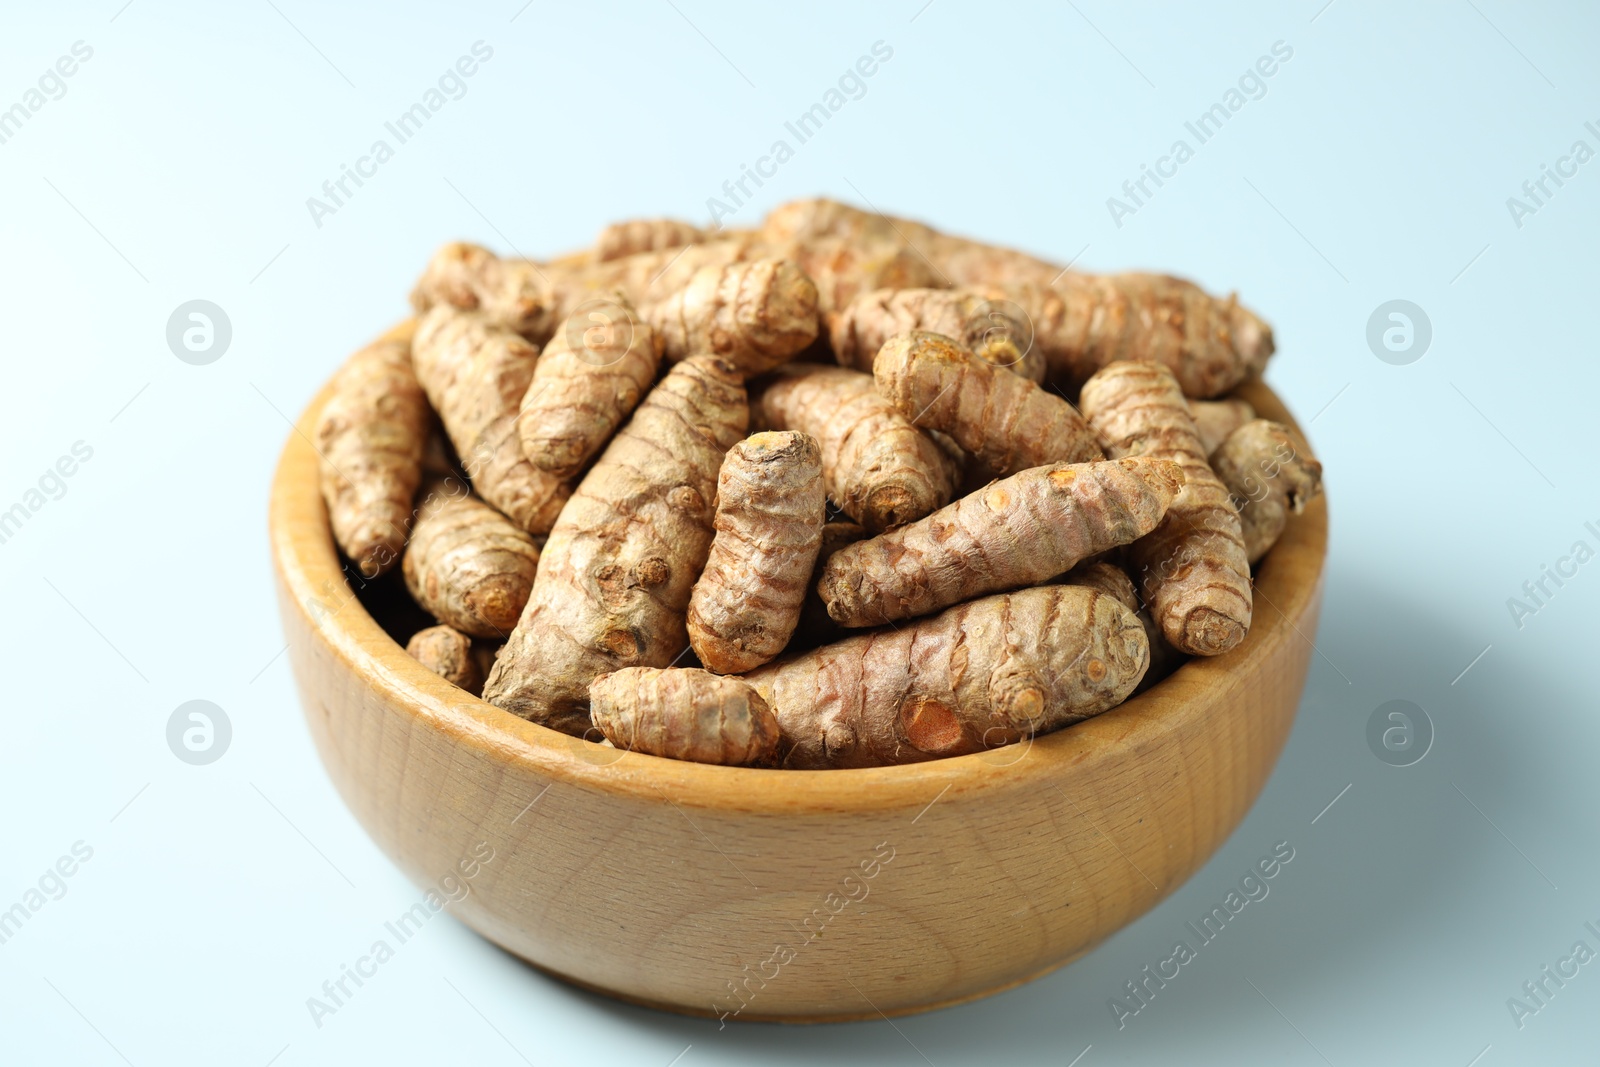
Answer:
271 323 1327 814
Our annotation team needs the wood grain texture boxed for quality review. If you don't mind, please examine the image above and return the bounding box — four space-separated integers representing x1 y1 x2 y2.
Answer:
270 321 1327 1022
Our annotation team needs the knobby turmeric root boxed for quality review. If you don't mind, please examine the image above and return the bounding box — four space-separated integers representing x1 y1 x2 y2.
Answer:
873 331 1103 476
415 229 932 363
1062 558 1138 609
1190 396 1256 457
1080 361 1253 656
759 198 1274 397
639 259 820 377
410 238 759 343
688 432 826 674
759 196 935 249
516 295 664 480
403 482 541 638
769 234 941 317
482 355 749 734
412 306 570 533
406 624 484 694
1210 419 1323 563
831 287 1045 382
595 218 706 261
818 457 1183 627
563 237 761 308
409 241 560 342
758 199 941 310
755 364 960 533
745 585 1149 769
993 275 1273 399
1063 558 1184 692
316 337 430 578
589 667 779 766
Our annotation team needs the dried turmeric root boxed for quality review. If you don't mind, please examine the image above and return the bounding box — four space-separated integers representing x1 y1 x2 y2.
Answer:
409 241 561 342
770 234 940 316
1079 361 1253 656
482 356 748 734
589 667 779 766
1210 419 1323 563
1063 558 1184 691
403 482 541 638
987 274 1272 399
759 200 941 311
873 331 1103 476
516 295 663 480
818 458 1183 627
406 624 485 694
595 218 705 261
1062 558 1137 608
831 287 1045 382
755 364 960 533
565 238 760 309
411 306 569 533
414 235 848 369
687 431 825 674
759 198 1274 397
639 259 820 377
744 585 1148 769
1190 397 1257 456
410 238 758 343
316 337 429 578
760 196 937 249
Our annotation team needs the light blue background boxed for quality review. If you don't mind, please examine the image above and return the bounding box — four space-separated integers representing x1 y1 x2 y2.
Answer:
2 2 1596 1064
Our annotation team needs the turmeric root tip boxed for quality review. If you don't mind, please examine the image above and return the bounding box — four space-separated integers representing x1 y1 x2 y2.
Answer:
1079 360 1253 656
406 624 486 695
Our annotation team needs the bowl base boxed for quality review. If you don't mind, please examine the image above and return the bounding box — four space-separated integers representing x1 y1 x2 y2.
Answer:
518 941 1099 1024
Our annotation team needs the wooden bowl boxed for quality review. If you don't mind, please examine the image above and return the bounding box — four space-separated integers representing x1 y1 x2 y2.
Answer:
270 323 1327 1022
